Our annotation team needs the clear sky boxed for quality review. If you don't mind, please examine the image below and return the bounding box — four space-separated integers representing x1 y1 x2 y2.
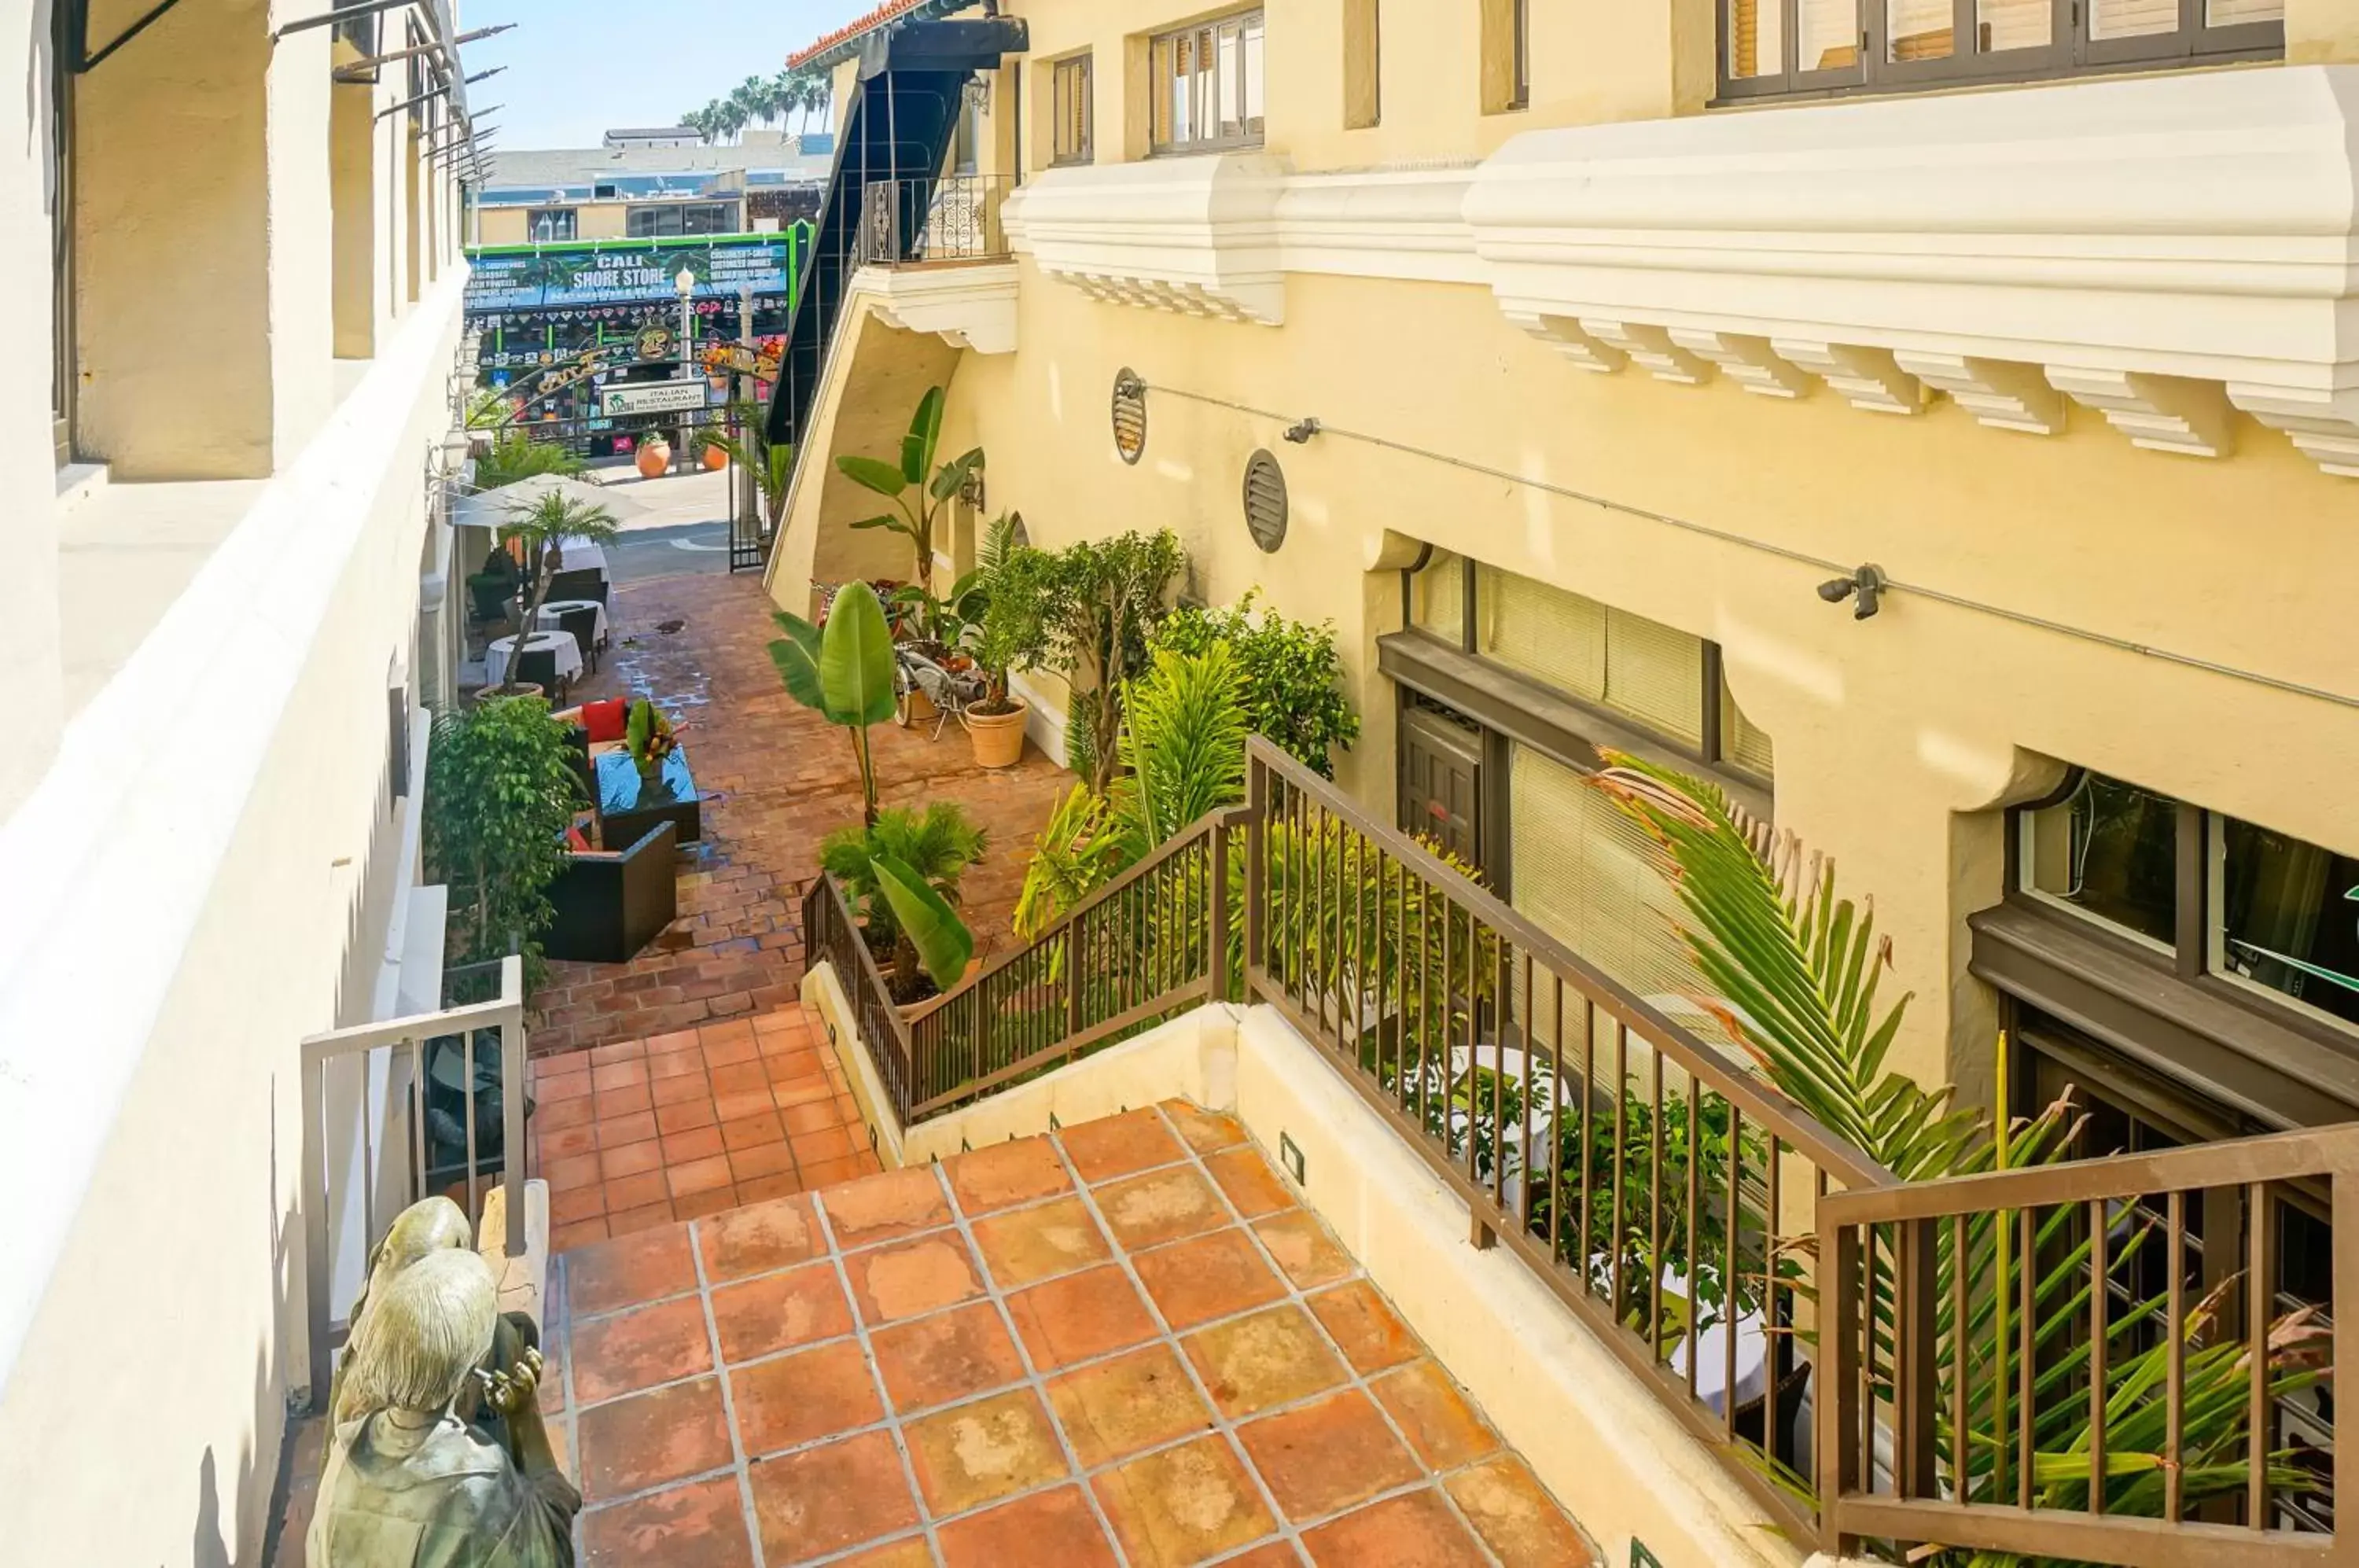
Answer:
462 0 878 149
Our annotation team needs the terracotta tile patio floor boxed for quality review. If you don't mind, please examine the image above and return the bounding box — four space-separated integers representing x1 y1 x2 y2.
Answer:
530 1005 885 1253
543 1100 1599 1566
530 570 1070 1062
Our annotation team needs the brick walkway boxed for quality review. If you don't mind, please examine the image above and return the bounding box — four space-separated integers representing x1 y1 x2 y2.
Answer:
543 1103 1597 1566
531 570 1069 1061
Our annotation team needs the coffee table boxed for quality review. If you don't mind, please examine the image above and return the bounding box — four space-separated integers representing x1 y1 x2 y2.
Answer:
596 748 703 848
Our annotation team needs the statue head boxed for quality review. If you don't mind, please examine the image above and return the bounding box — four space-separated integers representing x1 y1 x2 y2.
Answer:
344 1249 501 1419
365 1196 473 1306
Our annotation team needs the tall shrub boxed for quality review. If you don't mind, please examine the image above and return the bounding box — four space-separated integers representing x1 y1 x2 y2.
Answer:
1151 591 1360 778
424 698 585 974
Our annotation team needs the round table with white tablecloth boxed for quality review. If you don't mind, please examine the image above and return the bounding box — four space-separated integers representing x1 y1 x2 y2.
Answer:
484 630 584 690
550 536 609 580
535 598 609 646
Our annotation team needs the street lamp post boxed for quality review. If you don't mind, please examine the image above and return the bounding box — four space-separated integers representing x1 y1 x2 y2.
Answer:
675 266 697 473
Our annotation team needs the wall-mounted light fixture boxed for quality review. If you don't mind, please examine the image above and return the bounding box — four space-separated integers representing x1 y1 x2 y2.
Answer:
1817 564 1886 620
1282 417 1322 445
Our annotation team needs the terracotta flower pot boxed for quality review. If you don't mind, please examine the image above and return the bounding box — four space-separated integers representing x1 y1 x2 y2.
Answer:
701 444 728 472
635 439 672 480
966 699 1029 769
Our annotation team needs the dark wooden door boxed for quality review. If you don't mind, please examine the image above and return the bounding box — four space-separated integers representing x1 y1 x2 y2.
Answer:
1400 701 1485 870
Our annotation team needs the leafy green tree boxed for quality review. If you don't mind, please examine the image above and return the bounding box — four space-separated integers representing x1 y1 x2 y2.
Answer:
770 580 896 827
473 433 584 491
991 529 1183 795
1151 591 1360 778
496 490 620 694
836 385 983 602
424 698 585 976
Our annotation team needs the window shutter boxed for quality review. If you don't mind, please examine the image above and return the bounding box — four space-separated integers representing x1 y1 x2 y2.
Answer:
1603 607 1705 746
1480 567 1606 704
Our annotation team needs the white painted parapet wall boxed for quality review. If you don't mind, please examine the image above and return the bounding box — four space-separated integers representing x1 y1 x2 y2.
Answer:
1005 64 2359 477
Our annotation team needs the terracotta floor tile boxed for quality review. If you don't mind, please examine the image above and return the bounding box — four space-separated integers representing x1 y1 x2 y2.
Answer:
599 1140 665 1182
1239 1389 1421 1523
702 1034 761 1067
647 1028 702 1055
582 1473 755 1568
1252 1211 1353 1291
832 1538 933 1568
870 1300 1025 1414
552 1184 606 1226
1132 1229 1286 1331
698 1192 823 1281
902 1387 1069 1516
663 1125 729 1165
1092 1434 1277 1567
539 1095 596 1132
649 1051 706 1082
596 1084 655 1120
782 1099 843 1137
576 1378 734 1502
945 1136 1073 1215
791 1127 856 1165
538 1069 593 1103
732 1339 885 1453
675 1185 743 1222
554 1216 611 1251
569 1223 697 1318
605 1171 672 1214
1443 1457 1596 1567
1095 1166 1230 1252
819 1165 951 1248
1046 1343 1216 1468
592 1060 650 1093
1203 1147 1297 1218
1183 1305 1349 1420
608 1200 679 1236
971 1195 1112 1290
710 1060 771 1097
1060 1108 1185 1185
728 1141 799 1183
1007 1265 1160 1371
936 1485 1117 1568
711 1260 854 1363
589 1039 648 1066
598 1110 659 1149
1157 1100 1247 1155
722 1112 786 1150
845 1233 985 1326
652 1070 712 1106
572 1295 716 1403
658 1099 721 1136
738 1171 807 1203
1307 1282 1419 1375
541 1122 599 1161
802 1154 873 1187
1372 1361 1500 1470
716 1088 778 1124
669 1154 738 1199
701 1018 757 1048
1300 1489 1488 1566
773 1075 836 1108
749 1429 919 1564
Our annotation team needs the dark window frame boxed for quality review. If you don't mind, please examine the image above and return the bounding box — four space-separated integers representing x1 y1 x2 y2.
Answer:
1148 9 1267 157
2004 767 2359 1048
1398 553 1772 792
1716 0 2282 103
626 202 736 239
526 207 579 242
1051 53 1095 166
1511 0 1531 109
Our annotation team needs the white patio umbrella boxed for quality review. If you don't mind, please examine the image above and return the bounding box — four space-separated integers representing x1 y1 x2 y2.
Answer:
449 473 648 533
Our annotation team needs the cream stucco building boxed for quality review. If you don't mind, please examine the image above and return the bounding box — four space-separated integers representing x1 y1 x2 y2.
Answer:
0 1 483 1561
773 0 2359 1177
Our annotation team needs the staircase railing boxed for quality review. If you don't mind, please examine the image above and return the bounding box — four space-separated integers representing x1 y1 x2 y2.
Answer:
809 737 2352 1565
298 954 528 1408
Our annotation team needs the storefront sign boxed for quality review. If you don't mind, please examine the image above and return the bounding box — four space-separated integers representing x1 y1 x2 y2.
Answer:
602 380 712 417
462 233 803 311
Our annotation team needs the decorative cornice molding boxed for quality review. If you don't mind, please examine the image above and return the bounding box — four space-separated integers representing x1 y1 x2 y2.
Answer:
1001 68 2359 477
855 261 1019 355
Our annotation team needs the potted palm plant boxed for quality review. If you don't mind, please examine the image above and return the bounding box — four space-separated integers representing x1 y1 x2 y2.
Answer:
493 488 620 698
819 802 987 1008
962 513 1040 769
835 385 982 604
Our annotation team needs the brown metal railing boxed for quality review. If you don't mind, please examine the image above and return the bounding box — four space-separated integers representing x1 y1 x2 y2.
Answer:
1819 1125 2353 1566
804 874 919 1121
809 736 2351 1564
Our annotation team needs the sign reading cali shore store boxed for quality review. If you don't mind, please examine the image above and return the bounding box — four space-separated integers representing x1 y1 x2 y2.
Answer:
462 232 804 311
602 380 712 418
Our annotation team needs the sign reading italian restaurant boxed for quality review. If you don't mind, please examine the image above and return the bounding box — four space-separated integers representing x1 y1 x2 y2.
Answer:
463 234 801 311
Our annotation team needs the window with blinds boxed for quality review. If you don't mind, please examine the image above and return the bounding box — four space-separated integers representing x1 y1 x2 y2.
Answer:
1051 54 1093 166
1150 11 1266 154
1478 567 1706 749
1509 746 1713 1025
1720 672 1775 780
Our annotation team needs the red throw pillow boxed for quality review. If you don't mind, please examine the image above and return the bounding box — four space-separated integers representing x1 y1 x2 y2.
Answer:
564 824 591 852
581 698 627 743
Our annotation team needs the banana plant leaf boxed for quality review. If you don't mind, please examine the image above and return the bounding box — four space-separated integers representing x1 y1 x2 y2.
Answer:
767 612 826 712
818 581 896 727
874 852 973 989
837 454 908 498
901 385 944 486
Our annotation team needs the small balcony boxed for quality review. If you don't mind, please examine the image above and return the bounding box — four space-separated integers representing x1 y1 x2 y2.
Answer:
852 175 1019 355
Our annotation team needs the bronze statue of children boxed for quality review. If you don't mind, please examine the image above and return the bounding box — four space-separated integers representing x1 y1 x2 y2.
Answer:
307 1249 581 1567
